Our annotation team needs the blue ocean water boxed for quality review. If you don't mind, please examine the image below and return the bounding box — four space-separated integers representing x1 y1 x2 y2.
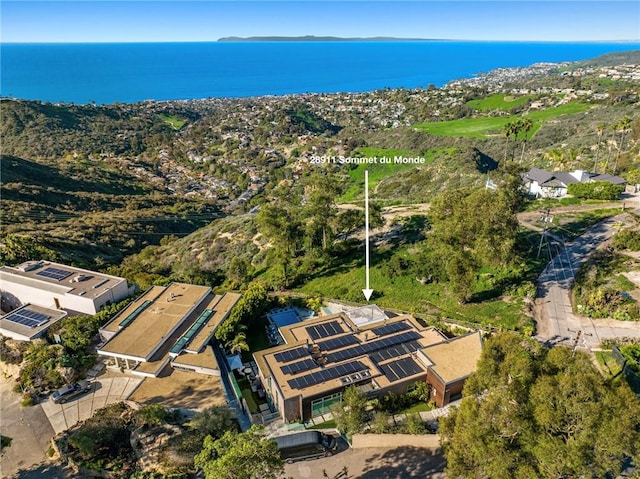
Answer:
1 41 638 105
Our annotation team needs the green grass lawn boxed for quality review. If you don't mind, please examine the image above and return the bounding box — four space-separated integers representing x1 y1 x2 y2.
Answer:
236 376 259 414
339 147 450 203
158 114 187 130
397 402 432 415
522 197 615 211
467 93 535 112
413 102 591 138
296 251 530 332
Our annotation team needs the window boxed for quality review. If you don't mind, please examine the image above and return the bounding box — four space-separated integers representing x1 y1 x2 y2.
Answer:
311 392 342 418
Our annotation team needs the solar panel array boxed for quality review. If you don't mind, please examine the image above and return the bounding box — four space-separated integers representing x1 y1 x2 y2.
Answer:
306 321 344 340
288 361 367 390
371 322 410 336
35 267 73 281
316 334 359 351
281 358 317 375
325 331 422 363
379 357 425 382
274 346 309 363
3 309 51 328
369 340 423 364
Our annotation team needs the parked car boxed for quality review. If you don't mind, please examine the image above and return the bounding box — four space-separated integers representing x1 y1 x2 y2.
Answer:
274 430 337 463
51 380 92 404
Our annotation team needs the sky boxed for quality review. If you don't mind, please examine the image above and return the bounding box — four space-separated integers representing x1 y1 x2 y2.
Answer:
1 1 639 43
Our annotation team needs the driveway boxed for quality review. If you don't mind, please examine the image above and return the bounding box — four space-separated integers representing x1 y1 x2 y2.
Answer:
40 376 143 434
285 446 446 479
0 373 142 478
535 213 640 348
0 373 55 478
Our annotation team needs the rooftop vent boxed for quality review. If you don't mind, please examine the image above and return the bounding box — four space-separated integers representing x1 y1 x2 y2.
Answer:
72 274 92 283
18 261 43 272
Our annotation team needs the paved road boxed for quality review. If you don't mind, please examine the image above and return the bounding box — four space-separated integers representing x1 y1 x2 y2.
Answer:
0 376 55 478
1 374 142 478
535 214 640 348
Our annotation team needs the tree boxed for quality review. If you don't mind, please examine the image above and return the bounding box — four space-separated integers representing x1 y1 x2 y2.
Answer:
426 188 519 302
593 123 607 173
332 385 368 438
440 333 640 479
502 121 518 160
226 332 249 355
194 425 283 479
215 281 270 343
613 116 633 174
517 118 533 163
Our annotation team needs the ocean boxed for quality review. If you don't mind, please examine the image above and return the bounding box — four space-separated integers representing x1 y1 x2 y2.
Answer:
1 41 638 105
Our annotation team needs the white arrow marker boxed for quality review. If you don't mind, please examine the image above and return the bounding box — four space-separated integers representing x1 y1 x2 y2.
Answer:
362 170 374 301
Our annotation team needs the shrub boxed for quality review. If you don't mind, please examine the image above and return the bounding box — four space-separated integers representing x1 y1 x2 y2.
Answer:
567 181 624 200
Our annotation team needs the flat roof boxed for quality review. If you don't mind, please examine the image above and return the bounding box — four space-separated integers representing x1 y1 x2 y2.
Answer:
99 283 211 360
420 331 484 384
172 346 219 371
255 312 447 400
0 304 67 340
187 293 241 353
0 260 127 300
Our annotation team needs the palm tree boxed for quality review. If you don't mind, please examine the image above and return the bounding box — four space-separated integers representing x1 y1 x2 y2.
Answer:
593 123 606 173
604 124 618 173
613 116 633 174
502 121 518 161
226 332 249 356
518 118 534 163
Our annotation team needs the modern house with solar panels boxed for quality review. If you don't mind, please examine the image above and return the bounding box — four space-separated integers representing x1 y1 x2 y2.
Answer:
253 310 483 423
97 283 240 378
0 260 132 341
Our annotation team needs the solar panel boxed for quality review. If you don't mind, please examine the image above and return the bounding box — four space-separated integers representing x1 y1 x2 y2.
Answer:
3 309 51 328
35 267 73 281
288 361 367 390
274 346 309 363
325 331 422 364
379 357 425 382
370 340 423 363
306 321 344 340
281 358 317 375
371 322 410 336
316 334 359 351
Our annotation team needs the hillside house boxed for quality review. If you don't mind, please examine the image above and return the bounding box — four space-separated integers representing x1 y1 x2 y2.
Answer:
523 168 626 198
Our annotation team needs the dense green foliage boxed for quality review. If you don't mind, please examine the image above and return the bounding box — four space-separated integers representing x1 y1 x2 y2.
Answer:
440 333 640 478
425 188 519 302
215 281 271 343
573 250 640 320
567 181 625 200
331 385 369 439
66 402 134 473
194 425 283 479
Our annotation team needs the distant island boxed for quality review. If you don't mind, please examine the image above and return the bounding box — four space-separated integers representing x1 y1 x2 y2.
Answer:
217 35 436 42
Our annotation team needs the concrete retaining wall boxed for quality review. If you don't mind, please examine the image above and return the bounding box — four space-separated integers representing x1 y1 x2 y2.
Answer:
352 433 441 450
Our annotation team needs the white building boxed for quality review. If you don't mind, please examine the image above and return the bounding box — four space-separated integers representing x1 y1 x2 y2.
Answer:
0 260 131 315
523 168 626 198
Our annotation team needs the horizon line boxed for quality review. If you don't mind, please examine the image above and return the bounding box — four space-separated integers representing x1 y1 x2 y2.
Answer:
2 39 639 45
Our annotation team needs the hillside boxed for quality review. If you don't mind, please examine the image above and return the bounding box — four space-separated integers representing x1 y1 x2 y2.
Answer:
1 52 639 305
